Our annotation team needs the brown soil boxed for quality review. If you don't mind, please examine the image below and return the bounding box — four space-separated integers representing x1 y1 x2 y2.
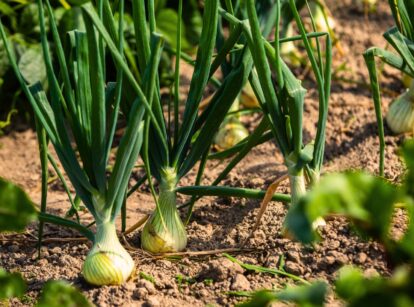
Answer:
0 1 409 306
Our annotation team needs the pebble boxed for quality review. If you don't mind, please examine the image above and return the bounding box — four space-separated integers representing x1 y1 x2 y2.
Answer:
137 279 156 295
133 287 148 300
327 240 340 250
356 252 368 264
197 289 209 298
8 245 20 253
265 255 280 268
287 251 301 263
50 246 62 255
39 247 49 257
144 296 160 307
58 254 72 266
181 258 192 266
123 282 136 291
231 274 251 291
284 261 304 275
324 256 336 265
37 258 48 266
327 251 348 265
200 258 244 281
166 289 177 297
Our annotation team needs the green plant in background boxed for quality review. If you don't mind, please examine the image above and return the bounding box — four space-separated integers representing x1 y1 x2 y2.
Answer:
364 0 414 176
0 1 84 128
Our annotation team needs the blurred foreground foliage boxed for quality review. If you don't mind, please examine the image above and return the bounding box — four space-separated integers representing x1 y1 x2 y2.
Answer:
240 140 414 306
0 177 91 306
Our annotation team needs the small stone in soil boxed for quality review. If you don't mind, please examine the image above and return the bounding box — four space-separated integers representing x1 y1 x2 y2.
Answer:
356 252 368 264
199 258 243 281
231 274 251 291
144 296 160 307
123 281 136 291
324 256 336 265
133 287 148 300
8 245 20 253
327 251 348 265
137 279 156 295
37 258 48 266
286 251 301 263
50 246 62 254
284 261 304 275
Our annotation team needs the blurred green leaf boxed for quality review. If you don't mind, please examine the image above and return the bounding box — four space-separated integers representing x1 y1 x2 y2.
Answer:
19 4 41 36
238 282 328 307
36 281 92 307
18 45 47 86
0 177 37 232
0 2 15 17
0 268 27 300
65 0 90 6
285 172 399 244
401 140 414 198
336 266 414 307
0 40 10 78
156 8 190 51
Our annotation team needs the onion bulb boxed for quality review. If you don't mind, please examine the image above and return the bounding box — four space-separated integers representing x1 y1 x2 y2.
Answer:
310 2 335 33
82 222 135 285
356 0 378 12
214 117 249 151
141 168 187 253
240 82 260 108
386 80 414 134
280 24 302 67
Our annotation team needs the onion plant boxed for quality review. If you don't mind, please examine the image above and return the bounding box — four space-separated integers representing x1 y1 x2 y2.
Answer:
232 0 332 208
364 0 414 176
78 0 275 254
0 0 158 285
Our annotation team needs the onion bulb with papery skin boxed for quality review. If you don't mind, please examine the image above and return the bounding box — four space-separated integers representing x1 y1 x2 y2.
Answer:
280 24 302 67
141 168 187 253
386 80 414 134
240 82 259 108
82 222 135 285
402 74 412 89
214 117 249 151
310 2 335 33
356 0 378 12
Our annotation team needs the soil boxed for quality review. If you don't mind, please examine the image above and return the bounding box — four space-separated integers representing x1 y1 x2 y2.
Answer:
0 1 409 306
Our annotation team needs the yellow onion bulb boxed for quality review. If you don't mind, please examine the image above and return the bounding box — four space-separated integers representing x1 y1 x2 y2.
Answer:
386 83 414 134
214 118 249 151
310 2 335 33
402 74 412 89
141 168 187 254
240 82 260 108
358 0 378 12
82 222 135 286
280 24 302 67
